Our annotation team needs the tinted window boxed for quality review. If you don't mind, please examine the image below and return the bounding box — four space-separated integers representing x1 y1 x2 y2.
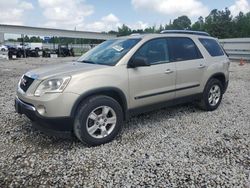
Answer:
133 38 169 65
168 37 203 62
199 38 224 57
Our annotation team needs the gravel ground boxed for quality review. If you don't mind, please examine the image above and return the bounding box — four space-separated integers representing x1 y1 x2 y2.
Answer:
0 57 249 187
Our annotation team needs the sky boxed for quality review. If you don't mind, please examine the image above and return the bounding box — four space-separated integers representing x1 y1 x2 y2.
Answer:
0 0 249 33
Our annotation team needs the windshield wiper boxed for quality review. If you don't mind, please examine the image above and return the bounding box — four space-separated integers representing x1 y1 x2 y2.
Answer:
78 60 97 64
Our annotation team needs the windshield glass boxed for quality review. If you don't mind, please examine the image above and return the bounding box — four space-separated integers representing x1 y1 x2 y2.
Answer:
77 38 141 66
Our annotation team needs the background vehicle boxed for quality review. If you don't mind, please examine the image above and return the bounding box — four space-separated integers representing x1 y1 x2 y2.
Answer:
8 47 40 58
0 44 8 51
42 48 57 58
15 31 230 146
16 43 29 50
57 44 74 57
8 47 24 59
26 49 39 57
42 44 74 57
29 43 42 50
17 43 42 51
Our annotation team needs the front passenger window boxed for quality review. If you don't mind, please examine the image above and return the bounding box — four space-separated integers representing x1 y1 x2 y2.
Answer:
133 38 169 65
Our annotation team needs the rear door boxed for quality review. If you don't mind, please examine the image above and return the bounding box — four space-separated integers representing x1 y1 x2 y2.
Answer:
168 37 206 98
128 38 176 109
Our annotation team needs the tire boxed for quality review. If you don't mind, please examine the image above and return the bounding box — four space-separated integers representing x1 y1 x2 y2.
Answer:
198 78 223 111
17 51 22 58
73 95 123 146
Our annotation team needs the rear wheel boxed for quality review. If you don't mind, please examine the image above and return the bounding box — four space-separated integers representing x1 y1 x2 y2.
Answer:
73 95 123 146
199 78 223 111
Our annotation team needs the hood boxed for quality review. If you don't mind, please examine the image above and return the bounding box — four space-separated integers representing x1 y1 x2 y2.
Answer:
25 62 107 80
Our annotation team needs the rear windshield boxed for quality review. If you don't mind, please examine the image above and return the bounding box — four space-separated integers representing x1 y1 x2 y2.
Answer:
199 38 224 57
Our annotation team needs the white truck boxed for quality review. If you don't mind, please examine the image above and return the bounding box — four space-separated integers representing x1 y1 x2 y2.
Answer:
17 43 43 50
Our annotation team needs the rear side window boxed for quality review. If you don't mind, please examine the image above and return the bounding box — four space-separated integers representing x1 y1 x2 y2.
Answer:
168 37 203 62
199 38 224 57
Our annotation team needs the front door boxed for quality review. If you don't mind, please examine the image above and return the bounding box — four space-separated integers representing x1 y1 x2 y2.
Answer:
128 38 176 109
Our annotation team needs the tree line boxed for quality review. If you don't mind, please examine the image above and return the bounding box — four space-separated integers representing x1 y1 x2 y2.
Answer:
112 8 250 39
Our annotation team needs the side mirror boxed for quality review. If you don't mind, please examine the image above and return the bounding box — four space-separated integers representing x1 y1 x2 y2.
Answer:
128 57 150 68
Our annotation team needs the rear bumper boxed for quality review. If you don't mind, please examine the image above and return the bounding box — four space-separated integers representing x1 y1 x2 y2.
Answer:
15 96 74 138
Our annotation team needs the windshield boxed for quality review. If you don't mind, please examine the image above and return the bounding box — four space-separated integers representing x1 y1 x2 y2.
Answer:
77 38 141 66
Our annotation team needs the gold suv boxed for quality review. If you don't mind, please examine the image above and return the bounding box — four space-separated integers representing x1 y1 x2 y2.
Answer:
15 31 230 146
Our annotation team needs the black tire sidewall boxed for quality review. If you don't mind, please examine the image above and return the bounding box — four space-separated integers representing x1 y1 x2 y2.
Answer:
74 96 123 146
203 79 223 111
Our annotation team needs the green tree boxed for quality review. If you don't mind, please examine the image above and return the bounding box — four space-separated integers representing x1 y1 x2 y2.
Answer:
192 16 204 31
172 16 191 30
131 29 144 34
30 36 43 42
118 24 132 36
233 12 250 37
144 25 156 33
108 30 118 35
157 24 164 32
204 8 233 38
164 20 175 30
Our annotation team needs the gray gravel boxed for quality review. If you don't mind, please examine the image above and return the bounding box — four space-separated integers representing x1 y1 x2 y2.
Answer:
0 57 249 187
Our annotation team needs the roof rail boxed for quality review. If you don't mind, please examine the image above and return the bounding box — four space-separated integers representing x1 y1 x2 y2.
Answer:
160 30 210 36
130 33 141 36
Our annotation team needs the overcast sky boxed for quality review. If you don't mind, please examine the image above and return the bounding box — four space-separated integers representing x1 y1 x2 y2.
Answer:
0 0 249 32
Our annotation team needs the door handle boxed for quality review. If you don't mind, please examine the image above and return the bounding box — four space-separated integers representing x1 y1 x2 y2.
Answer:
198 64 206 69
165 69 174 74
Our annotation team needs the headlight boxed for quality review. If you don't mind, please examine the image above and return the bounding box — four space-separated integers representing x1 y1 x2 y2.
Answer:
34 76 71 96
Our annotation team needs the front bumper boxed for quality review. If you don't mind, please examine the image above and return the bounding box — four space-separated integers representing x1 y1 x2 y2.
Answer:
15 96 74 138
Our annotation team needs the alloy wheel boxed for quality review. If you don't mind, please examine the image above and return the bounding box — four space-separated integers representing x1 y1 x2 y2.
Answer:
86 106 117 139
208 84 221 106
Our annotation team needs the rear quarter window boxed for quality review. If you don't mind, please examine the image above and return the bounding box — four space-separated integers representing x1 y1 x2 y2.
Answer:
199 38 224 57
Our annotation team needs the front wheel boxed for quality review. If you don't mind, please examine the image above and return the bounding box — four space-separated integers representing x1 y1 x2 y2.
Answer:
73 95 123 146
199 78 223 111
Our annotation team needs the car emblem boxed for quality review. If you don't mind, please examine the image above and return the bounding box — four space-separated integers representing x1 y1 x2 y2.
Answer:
21 77 27 86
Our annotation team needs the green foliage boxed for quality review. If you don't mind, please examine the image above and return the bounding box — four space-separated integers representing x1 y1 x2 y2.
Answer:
144 26 157 33
233 12 250 37
192 16 205 31
173 16 192 30
17 35 43 42
118 24 132 36
203 8 233 38
116 8 250 39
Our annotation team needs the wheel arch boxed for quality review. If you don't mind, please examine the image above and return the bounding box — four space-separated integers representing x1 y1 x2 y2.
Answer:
70 87 128 120
206 72 227 93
